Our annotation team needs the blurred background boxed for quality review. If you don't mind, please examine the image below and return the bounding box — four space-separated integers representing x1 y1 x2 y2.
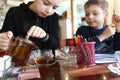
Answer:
0 0 120 48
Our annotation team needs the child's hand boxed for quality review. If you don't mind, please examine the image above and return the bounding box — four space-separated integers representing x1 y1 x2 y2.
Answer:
0 31 13 50
98 24 116 42
112 14 120 32
27 25 47 39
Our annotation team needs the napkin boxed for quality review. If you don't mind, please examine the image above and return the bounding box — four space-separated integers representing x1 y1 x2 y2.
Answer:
108 63 120 75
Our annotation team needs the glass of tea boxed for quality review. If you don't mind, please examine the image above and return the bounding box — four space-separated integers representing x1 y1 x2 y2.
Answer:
28 49 56 67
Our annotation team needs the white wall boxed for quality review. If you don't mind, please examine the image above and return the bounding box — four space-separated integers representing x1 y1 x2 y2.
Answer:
59 19 72 39
0 0 9 29
0 0 32 29
106 0 120 24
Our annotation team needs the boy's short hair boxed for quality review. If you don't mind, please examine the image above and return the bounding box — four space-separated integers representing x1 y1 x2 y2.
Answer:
84 0 109 12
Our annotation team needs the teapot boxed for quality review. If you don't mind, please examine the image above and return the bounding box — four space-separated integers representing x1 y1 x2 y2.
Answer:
6 36 56 67
7 36 35 66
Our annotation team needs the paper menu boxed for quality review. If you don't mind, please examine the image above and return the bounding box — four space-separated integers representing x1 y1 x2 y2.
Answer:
18 66 41 80
18 71 40 80
0 55 11 71
95 54 116 64
0 55 12 77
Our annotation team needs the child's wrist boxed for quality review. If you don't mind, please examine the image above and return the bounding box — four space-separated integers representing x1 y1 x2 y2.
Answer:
98 35 105 42
116 28 120 32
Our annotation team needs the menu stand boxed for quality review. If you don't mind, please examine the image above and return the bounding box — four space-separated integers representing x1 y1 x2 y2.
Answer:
0 56 12 80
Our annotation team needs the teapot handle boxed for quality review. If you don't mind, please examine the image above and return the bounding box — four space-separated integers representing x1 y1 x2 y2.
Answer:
52 49 56 60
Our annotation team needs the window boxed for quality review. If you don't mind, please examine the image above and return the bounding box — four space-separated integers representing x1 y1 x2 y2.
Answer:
71 0 88 35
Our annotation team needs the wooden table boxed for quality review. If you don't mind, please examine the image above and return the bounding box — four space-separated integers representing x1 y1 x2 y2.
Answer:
33 60 120 80
3 61 120 80
59 62 120 80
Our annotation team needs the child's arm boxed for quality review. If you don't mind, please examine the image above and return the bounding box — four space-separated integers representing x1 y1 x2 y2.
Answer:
98 24 116 42
112 14 120 50
112 14 120 32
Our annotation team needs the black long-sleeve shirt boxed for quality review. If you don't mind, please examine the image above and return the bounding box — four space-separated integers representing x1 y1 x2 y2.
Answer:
0 2 59 50
76 25 120 54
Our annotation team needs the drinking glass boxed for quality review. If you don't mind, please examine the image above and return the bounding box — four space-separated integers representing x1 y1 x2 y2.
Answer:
63 46 70 54
61 46 77 67
28 49 56 67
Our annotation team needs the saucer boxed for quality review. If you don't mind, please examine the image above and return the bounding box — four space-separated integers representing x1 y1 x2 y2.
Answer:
34 58 56 67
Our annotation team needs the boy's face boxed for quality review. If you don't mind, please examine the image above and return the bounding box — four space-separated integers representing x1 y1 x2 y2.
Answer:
85 5 108 29
34 0 61 18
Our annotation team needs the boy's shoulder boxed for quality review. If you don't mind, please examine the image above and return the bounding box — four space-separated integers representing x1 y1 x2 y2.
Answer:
76 25 90 36
78 25 107 30
77 25 90 30
8 3 26 13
